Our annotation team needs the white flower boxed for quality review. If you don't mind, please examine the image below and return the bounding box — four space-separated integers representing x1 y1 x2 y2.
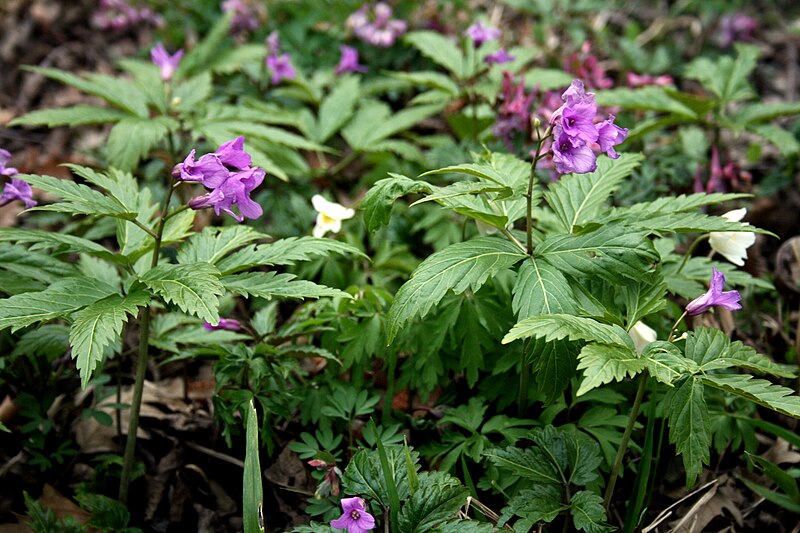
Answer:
312 194 355 238
629 321 657 354
709 208 756 266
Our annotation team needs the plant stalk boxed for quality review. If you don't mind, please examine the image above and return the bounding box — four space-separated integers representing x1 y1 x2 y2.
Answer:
604 371 648 510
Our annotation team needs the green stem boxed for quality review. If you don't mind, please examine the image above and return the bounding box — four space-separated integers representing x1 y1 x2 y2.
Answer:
604 371 648 510
675 234 709 274
131 218 159 239
327 150 359 178
668 311 688 342
526 126 551 254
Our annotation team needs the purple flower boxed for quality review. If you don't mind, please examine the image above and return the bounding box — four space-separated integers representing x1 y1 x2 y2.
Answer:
626 72 673 88
266 31 281 57
0 148 19 176
551 127 597 175
685 268 742 316
92 0 163 31
221 0 261 33
215 136 252 170
595 114 628 159
204 318 243 331
347 3 407 47
560 100 599 145
331 497 375 533
188 167 265 222
465 21 500 47
0 178 37 209
266 54 297 84
173 150 229 187
150 43 183 82
717 13 758 48
336 46 368 75
484 48 515 65
493 72 535 147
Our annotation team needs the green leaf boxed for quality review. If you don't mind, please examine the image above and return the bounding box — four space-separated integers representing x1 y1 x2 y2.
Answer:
544 153 643 233
701 374 800 418
139 262 223 323
0 276 117 332
732 101 800 127
434 520 493 533
172 73 212 113
504 314 634 350
316 76 360 143
529 338 580 404
623 278 666 327
0 241 81 281
222 272 350 300
361 174 433 231
243 400 265 533
642 341 695 386
177 226 267 265
411 181 511 207
9 105 126 127
602 192 750 224
389 71 460 96
683 327 731 366
570 491 613 533
667 376 710 487
70 290 150 388
512 258 577 318
217 237 363 275
746 123 800 156
17 174 137 220
694 331 795 378
342 447 417 508
595 87 697 118
398 471 468 533
522 68 575 91
177 12 232 77
11 325 69 359
576 343 645 396
684 44 759 104
485 446 562 484
387 237 527 343
740 478 800 514
405 31 465 78
342 101 444 150
106 116 176 171
500 484 565 530
226 122 330 152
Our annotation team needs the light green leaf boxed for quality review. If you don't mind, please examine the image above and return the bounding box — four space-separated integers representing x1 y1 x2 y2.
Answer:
387 237 527 342
668 376 710 487
139 262 223 323
342 447 417 508
222 272 350 300
217 237 363 275
360 175 433 231
595 87 697 118
684 44 759 104
177 12 232 77
343 101 444 150
684 326 731 366
576 343 644 396
9 105 127 127
697 333 795 378
522 68 574 91
642 341 695 386
389 71 460 96
701 374 800 418
501 485 565 530
504 314 635 350
512 258 577 318
17 174 137 220
70 290 150 388
172 73 212 113
0 229 119 264
732 101 800 127
178 226 267 265
244 400 265 533
411 181 510 207
397 471 468 533
106 116 177 171
421 152 531 189
226 122 330 152
405 31 465 78
570 491 613 533
747 124 800 156
602 192 749 223
316 76 360 143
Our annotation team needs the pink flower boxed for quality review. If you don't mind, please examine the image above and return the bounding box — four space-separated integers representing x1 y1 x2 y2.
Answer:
465 21 500 47
595 114 628 159
484 48 514 65
150 42 183 81
626 72 673 88
685 268 742 316
0 148 19 176
336 46 368 75
331 497 375 533
204 318 243 331
1 178 37 209
347 3 407 47
221 0 261 33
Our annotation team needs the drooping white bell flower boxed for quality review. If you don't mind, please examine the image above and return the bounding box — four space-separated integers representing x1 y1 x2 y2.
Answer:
709 208 756 267
312 194 355 238
629 321 657 355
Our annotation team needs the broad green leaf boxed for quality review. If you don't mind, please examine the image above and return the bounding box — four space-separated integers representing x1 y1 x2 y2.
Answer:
17 174 137 220
226 122 330 152
667 377 710 487
500 485 565 530
116 58 166 113
434 520 493 532
535 224 658 284
342 447 417 508
243 400 265 533
512 258 577 318
602 192 749 223
70 290 150 388
642 341 695 386
421 151 531 189
139 262 223 323
624 212 766 234
595 87 697 118
217 237 363 275
504 314 634 351
405 31 465 78
173 73 212 113
544 153 643 233
367 139 425 162
623 278 666 327
106 116 177 171
523 68 575 91
732 101 800 128
222 272 350 300
485 446 562 484
684 44 759 104
747 123 800 156
10 324 70 358
576 343 645 396
397 471 468 533
529 337 580 404
316 76 360 143
684 327 730 366
0 241 82 280
698 334 795 378
389 71 460 96
570 491 613 533
177 226 267 265
410 181 510 207
9 105 126 127
343 101 444 150
78 255 121 290
0 277 117 332
740 478 800 514
701 374 800 418
746 453 800 499
387 237 527 342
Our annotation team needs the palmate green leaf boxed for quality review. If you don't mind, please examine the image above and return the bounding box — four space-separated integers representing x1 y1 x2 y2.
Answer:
342 447 417 508
544 153 644 234
397 471 468 533
217 237 363 275
8 105 127 128
139 262 223 324
106 116 177 171
684 43 759 104
702 374 800 418
576 343 645 396
0 276 118 332
667 376 710 487
222 272 350 301
485 446 562 484
500 485 565 531
503 314 634 351
642 341 696 386
387 237 527 343
747 123 800 156
177 226 267 265
595 87 697 118
17 174 137 220
570 491 613 533
70 290 150 388
687 327 795 377
316 76 360 143
513 257 577 319
405 31 466 78
535 224 658 284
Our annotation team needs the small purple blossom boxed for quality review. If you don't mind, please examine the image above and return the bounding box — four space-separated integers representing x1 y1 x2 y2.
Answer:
685 268 742 316
215 136 252 170
717 13 758 48
264 32 296 84
626 72 673 88
92 0 163 31
336 46 368 75
551 127 597 175
484 48 515 65
347 3 407 47
188 166 265 222
150 43 184 82
0 178 37 209
0 148 19 176
465 21 500 47
595 114 628 159
173 150 229 188
204 318 243 331
331 497 375 533
563 42 612 90
221 0 261 34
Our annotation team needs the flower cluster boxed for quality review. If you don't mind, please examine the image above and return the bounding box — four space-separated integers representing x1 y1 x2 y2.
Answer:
92 0 163 31
265 32 297 85
693 145 750 194
173 137 265 222
331 497 374 533
550 80 628 174
336 46 368 75
346 3 407 47
493 72 535 148
685 268 742 316
0 149 36 209
150 43 183 82
717 13 758 48
312 195 355 238
221 0 262 34
563 42 612 90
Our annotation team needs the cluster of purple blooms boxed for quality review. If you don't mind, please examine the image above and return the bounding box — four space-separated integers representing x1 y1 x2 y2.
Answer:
150 43 184 82
464 21 514 65
221 0 262 34
265 32 297 85
92 0 163 31
346 3 407 47
0 149 36 209
717 13 758 48
549 80 628 175
173 136 265 222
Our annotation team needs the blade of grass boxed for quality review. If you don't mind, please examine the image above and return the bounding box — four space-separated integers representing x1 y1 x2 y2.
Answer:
244 399 265 533
371 419 400 532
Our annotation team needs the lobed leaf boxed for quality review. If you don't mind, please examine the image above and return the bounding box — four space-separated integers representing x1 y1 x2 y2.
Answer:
576 343 645 396
504 314 634 351
139 262 223 324
667 377 710 487
222 272 351 301
701 374 800 418
217 237 364 275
